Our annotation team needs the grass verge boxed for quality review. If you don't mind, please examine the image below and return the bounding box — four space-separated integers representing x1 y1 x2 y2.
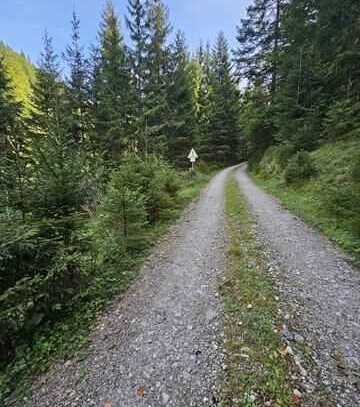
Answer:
0 169 214 406
220 175 295 407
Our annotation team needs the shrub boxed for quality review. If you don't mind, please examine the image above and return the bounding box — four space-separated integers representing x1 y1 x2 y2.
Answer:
258 144 296 178
323 99 360 141
352 156 360 235
90 153 182 268
90 171 148 266
258 146 279 177
0 242 88 362
284 151 316 185
275 143 296 169
114 153 182 223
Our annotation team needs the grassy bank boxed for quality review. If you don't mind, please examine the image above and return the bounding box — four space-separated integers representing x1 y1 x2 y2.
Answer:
0 169 214 406
253 140 360 266
220 176 295 407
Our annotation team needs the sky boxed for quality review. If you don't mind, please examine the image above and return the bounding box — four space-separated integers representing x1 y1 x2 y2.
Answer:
0 0 252 64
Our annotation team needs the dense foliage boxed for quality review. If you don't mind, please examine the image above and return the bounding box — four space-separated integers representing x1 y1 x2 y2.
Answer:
236 0 360 157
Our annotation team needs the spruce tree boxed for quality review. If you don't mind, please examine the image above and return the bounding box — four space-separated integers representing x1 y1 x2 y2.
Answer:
207 33 241 165
166 31 196 167
95 1 133 161
28 33 86 223
126 0 148 102
142 0 171 155
234 0 283 96
194 42 212 158
27 32 63 138
64 11 90 146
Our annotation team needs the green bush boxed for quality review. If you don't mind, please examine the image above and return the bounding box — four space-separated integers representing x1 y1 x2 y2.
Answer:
90 172 148 267
0 242 88 362
320 153 360 236
352 156 360 235
113 153 181 223
275 143 296 169
89 153 182 269
258 144 296 178
323 99 360 141
284 151 316 185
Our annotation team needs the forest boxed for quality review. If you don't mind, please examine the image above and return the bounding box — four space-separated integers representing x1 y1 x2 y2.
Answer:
0 0 360 402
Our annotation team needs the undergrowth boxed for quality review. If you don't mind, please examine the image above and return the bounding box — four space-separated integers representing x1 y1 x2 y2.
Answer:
0 168 214 405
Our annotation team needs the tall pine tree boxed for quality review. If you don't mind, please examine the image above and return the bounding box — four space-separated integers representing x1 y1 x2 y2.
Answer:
166 31 196 167
234 0 283 96
64 11 90 146
126 0 148 104
142 0 171 155
207 33 241 165
29 33 86 222
27 32 63 139
193 42 212 159
94 1 134 161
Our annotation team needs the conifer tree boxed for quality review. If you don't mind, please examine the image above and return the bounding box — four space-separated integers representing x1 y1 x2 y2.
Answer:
126 0 148 102
64 11 90 146
125 0 149 152
142 0 171 155
28 34 85 222
207 33 241 165
234 0 283 96
166 31 196 166
194 42 212 157
27 32 63 138
95 1 133 160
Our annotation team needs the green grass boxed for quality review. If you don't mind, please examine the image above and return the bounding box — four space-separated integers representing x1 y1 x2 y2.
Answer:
220 176 295 407
0 169 214 406
253 140 360 266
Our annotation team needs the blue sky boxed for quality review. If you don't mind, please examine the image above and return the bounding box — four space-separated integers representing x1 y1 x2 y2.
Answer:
0 0 251 64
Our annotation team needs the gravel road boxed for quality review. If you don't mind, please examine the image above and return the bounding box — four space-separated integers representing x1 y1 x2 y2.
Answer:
18 168 231 407
235 164 360 406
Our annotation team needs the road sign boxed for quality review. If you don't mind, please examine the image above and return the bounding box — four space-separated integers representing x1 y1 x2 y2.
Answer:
188 148 198 163
188 148 199 171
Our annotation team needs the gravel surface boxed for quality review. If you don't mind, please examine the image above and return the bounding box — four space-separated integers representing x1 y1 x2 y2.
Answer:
17 169 231 407
235 164 360 406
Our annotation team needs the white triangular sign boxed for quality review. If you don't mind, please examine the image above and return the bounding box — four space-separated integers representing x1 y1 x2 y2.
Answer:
188 148 198 162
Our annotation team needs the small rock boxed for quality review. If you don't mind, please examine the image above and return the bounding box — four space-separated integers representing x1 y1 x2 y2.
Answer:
162 392 170 404
294 333 304 344
293 389 302 398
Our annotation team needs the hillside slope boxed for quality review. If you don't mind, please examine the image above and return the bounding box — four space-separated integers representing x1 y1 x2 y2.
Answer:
254 139 360 265
0 41 36 109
